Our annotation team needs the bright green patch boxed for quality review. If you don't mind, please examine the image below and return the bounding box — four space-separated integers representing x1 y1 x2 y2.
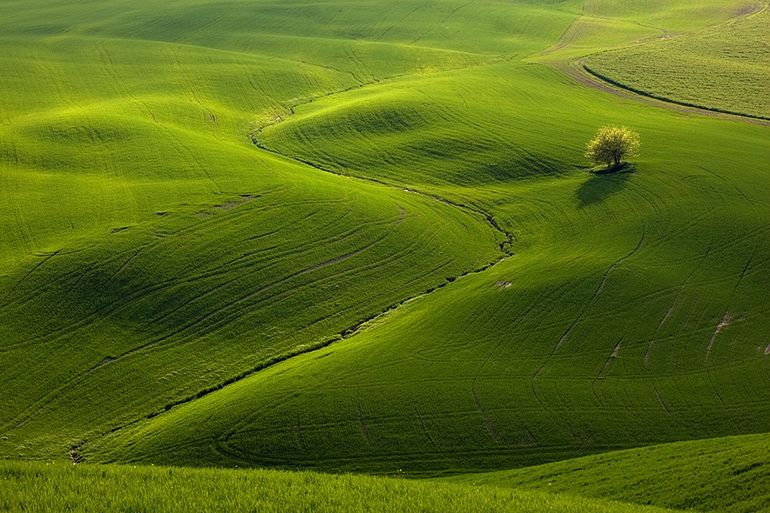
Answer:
585 6 770 118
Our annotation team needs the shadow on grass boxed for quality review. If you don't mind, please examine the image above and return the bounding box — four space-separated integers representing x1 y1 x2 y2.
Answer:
576 163 635 208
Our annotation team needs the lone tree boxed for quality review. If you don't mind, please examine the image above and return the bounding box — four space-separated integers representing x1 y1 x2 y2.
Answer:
585 126 640 169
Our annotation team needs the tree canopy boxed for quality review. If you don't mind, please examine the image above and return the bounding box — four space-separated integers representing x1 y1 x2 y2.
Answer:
586 126 640 169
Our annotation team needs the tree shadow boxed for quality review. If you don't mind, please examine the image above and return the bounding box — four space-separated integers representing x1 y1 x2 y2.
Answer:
576 164 635 208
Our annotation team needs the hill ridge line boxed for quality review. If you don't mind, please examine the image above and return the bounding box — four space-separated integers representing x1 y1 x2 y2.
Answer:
247 71 515 252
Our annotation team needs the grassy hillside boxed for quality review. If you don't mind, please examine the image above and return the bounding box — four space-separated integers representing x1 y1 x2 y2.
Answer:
451 433 770 513
89 21 770 475
0 461 680 513
0 0 578 459
585 4 770 118
530 0 760 60
0 0 517 457
1 1 769 504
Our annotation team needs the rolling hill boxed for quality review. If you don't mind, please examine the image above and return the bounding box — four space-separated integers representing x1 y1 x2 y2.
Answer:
1 0 769 511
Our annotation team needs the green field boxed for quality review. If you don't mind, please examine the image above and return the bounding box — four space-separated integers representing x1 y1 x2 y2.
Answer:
0 461 684 513
585 4 770 119
451 432 770 513
1 0 769 511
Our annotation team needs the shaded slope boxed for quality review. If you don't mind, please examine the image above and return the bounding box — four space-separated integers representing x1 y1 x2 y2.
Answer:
1 0 577 58
0 168 501 458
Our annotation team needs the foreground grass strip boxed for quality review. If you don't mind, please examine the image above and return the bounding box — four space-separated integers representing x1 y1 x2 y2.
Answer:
0 461 679 513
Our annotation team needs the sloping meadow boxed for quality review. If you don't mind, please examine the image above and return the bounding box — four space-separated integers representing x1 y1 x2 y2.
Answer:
0 3 768 513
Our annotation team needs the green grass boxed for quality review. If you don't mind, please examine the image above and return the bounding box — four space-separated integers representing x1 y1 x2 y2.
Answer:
530 0 759 61
0 1 518 457
0 1 769 512
585 4 770 118
0 461 680 513
88 59 770 474
450 433 770 513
